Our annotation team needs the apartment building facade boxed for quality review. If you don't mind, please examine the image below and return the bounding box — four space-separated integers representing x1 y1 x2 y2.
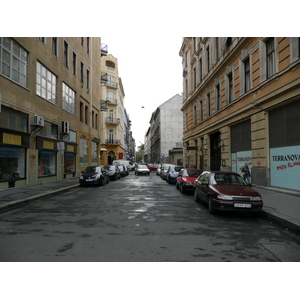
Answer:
149 93 183 163
180 37 300 191
0 37 104 189
99 53 125 164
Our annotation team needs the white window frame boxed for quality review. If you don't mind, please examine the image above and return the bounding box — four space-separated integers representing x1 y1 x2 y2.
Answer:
62 82 76 115
36 61 57 104
0 37 28 88
290 37 300 64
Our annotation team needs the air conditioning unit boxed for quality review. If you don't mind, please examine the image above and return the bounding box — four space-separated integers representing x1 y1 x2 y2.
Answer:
61 121 70 135
33 115 44 127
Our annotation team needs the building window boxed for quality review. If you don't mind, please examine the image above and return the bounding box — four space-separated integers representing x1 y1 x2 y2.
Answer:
109 129 114 143
80 138 88 166
215 37 219 61
95 113 98 130
38 150 56 177
185 79 188 99
62 82 75 115
38 120 58 139
87 37 90 54
244 57 251 92
72 51 76 75
63 40 68 67
199 100 203 122
92 141 98 165
226 72 233 103
87 68 90 89
80 62 84 83
290 37 300 63
52 37 57 56
215 84 220 112
0 37 28 88
80 102 84 123
81 38 84 46
193 67 196 89
38 37 46 45
206 45 210 72
92 111 95 128
199 58 202 82
193 37 196 53
0 146 26 180
36 61 57 104
266 38 275 78
0 106 28 132
85 105 88 125
207 92 211 117
194 105 197 125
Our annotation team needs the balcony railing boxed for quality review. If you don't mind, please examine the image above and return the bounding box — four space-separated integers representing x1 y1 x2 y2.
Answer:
106 98 117 105
105 117 120 125
105 139 121 145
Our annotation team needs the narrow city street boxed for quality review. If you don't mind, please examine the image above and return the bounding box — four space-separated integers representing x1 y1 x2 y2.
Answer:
1 172 300 262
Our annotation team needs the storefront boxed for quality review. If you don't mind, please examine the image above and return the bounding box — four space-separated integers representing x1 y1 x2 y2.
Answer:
64 142 77 176
269 100 300 191
36 137 57 179
231 120 252 179
0 129 30 187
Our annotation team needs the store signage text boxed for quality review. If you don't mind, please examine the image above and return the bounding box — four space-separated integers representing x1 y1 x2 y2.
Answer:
3 133 22 145
43 141 54 149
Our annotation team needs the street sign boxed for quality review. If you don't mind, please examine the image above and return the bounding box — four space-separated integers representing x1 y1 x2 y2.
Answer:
57 142 65 152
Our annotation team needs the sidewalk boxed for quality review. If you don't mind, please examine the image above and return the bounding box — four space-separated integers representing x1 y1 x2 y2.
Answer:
0 178 300 234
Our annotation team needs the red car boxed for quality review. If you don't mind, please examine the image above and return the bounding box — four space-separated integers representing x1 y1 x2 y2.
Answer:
194 171 263 214
147 163 159 172
176 168 202 193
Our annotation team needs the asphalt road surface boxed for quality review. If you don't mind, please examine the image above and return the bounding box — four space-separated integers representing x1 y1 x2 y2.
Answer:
1 172 300 262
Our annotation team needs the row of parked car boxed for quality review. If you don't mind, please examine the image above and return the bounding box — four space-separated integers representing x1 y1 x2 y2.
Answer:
79 163 132 187
147 163 264 215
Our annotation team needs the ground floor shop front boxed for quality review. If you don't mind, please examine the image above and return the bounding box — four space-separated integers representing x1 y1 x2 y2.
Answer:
183 99 300 192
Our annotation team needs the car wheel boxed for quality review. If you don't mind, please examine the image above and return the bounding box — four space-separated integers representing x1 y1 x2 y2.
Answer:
99 177 104 186
194 189 200 202
208 196 216 214
180 184 185 193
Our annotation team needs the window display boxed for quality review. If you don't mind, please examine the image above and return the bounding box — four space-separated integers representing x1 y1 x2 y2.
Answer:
38 150 56 176
0 146 25 180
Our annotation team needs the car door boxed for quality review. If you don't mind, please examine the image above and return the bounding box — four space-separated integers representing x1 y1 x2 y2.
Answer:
198 172 210 201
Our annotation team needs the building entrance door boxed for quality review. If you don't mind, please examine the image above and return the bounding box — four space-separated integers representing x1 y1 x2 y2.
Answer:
210 132 221 171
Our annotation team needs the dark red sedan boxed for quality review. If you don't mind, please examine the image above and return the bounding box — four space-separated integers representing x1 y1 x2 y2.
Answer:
147 163 159 172
176 168 202 193
194 171 263 214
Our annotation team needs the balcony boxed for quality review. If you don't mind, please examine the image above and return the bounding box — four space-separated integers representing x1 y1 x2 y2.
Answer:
101 44 108 57
106 98 117 105
105 117 120 125
105 139 121 145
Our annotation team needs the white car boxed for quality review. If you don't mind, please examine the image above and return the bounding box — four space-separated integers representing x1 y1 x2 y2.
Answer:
135 164 150 176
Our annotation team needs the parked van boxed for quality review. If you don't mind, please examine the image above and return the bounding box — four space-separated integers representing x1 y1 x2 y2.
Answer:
113 160 135 171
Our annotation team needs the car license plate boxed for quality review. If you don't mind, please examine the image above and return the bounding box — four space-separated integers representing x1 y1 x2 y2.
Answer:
234 203 252 208
86 179 94 182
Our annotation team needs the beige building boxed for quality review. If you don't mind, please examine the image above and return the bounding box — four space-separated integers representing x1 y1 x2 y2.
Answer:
99 53 125 164
180 37 300 191
0 37 103 188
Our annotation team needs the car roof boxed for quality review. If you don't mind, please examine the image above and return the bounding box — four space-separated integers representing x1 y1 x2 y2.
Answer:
203 171 240 175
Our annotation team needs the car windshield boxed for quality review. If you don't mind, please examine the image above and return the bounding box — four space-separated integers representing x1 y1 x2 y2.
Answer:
182 169 201 177
138 165 147 169
211 173 247 185
170 166 182 172
84 166 101 173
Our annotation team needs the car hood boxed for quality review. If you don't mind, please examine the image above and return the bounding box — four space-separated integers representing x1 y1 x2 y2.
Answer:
82 172 99 178
211 185 261 196
182 177 197 183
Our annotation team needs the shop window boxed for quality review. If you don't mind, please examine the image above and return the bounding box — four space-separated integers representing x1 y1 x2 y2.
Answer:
80 138 88 166
0 146 25 180
64 153 75 173
38 150 56 176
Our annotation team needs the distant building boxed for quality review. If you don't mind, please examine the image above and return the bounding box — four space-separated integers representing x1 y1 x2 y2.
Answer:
180 37 300 191
149 94 183 163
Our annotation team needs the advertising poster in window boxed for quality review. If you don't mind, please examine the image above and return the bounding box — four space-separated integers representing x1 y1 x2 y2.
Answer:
270 145 300 191
235 151 252 179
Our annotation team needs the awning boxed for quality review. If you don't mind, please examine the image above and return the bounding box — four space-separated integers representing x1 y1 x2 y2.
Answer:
100 148 107 151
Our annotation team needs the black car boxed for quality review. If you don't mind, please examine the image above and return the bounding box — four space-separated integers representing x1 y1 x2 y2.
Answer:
79 165 109 187
107 165 121 180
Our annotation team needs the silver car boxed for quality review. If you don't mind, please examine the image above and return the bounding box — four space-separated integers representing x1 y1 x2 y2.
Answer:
135 164 150 176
